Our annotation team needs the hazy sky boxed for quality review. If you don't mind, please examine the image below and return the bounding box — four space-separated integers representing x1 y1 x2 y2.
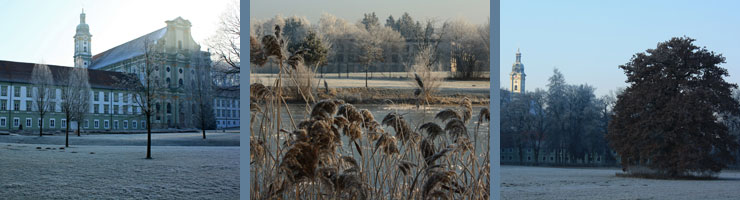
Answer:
0 0 234 67
502 0 740 96
250 0 490 26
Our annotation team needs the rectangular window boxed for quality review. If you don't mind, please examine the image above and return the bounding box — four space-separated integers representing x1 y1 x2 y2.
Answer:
123 121 128 129
26 118 31 127
13 118 20 127
26 101 32 111
0 117 6 127
113 120 118 129
25 87 30 97
114 105 119 114
104 92 109 102
133 121 137 129
49 119 55 128
13 100 20 111
94 104 99 114
104 120 109 129
94 92 99 101
61 119 67 128
85 120 89 128
142 121 146 129
94 120 99 128
123 105 128 114
104 106 109 114
0 85 6 96
50 102 56 112
123 93 128 103
1 100 6 111
14 86 20 97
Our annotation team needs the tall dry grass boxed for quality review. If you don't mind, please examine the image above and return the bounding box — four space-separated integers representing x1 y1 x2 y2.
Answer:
249 95 490 199
251 25 489 200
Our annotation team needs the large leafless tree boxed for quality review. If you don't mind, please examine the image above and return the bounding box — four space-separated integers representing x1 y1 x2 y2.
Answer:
60 65 90 147
208 0 240 91
118 39 164 159
31 63 54 137
189 51 215 139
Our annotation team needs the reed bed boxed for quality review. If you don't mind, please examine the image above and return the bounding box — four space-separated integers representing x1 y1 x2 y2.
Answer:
250 25 490 200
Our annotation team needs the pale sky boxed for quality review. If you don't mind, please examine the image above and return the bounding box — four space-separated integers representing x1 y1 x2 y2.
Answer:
250 0 489 26
0 0 235 67
502 0 740 96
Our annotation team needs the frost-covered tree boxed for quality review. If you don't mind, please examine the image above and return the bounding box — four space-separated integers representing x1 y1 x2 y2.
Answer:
608 37 740 177
117 39 164 159
208 0 240 90
190 51 216 139
31 63 54 137
60 65 90 147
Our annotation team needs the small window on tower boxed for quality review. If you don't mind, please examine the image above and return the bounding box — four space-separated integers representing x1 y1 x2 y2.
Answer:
514 85 518 91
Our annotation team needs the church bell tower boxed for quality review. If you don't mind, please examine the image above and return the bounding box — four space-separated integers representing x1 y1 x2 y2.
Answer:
510 49 526 93
74 9 92 68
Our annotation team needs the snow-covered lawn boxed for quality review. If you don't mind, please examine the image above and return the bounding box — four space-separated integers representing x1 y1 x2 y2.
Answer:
501 165 740 200
0 143 239 199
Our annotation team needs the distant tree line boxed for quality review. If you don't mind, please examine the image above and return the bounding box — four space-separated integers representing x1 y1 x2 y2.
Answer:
501 68 618 166
250 12 489 79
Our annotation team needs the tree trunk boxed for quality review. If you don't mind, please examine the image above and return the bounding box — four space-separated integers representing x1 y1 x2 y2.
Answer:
146 114 152 159
65 117 70 147
365 67 369 88
77 122 81 137
202 119 206 139
39 117 43 137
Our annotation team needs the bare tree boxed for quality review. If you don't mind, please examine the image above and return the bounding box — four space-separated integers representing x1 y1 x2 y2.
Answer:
60 65 90 147
31 63 54 137
208 0 240 90
408 46 443 104
190 51 215 139
356 26 384 88
118 39 164 159
73 68 91 137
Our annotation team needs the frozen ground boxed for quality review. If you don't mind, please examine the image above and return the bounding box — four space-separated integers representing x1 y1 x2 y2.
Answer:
501 165 740 200
0 131 240 146
251 72 490 94
0 131 239 199
0 143 239 199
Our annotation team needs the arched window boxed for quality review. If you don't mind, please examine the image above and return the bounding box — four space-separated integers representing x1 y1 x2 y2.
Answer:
179 68 183 74
178 79 183 87
514 85 517 90
167 103 172 114
166 67 170 72
166 78 171 85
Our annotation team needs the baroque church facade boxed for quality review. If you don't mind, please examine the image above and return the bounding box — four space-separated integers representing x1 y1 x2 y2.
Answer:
0 10 239 132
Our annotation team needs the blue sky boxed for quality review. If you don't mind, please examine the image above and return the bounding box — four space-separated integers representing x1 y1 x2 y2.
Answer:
501 0 740 96
0 0 233 67
250 0 489 27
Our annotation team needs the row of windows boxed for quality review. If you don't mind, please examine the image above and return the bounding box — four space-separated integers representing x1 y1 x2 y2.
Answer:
501 156 602 162
0 85 133 104
0 117 145 130
217 109 239 118
216 99 238 108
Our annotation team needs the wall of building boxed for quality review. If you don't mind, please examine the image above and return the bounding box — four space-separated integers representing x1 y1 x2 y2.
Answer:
0 83 145 132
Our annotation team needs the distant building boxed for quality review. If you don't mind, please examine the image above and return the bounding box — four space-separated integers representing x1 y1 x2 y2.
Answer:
509 49 525 93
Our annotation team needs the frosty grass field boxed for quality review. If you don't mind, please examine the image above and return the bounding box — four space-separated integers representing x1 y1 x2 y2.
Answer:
502 165 740 200
0 132 239 199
